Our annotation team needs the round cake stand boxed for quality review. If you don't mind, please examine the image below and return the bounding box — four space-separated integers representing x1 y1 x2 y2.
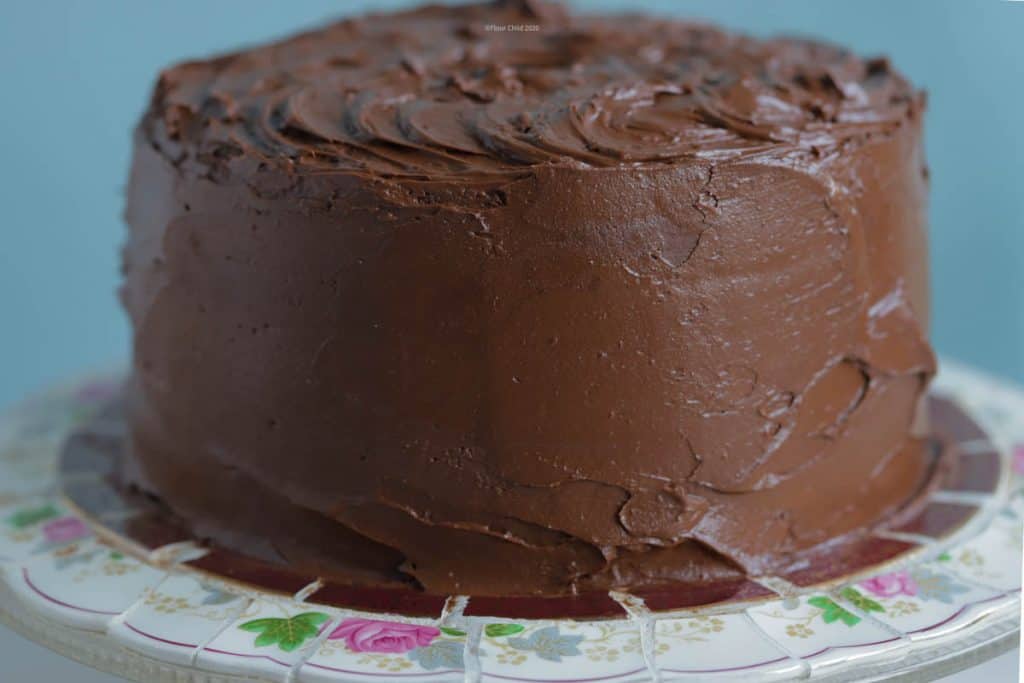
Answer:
0 360 1020 683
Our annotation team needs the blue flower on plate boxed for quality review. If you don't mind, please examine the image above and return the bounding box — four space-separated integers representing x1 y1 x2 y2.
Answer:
508 626 584 662
408 639 465 670
199 583 238 606
910 567 971 604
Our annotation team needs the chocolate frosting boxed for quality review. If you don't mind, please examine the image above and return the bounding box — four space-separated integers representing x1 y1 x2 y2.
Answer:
122 0 936 596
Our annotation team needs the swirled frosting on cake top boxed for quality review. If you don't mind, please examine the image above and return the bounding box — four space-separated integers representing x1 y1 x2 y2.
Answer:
146 0 919 176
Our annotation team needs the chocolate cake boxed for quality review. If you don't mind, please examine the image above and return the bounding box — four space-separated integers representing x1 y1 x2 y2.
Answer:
121 0 936 597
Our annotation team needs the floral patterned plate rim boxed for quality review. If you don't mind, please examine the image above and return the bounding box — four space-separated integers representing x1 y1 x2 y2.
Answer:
0 359 1020 683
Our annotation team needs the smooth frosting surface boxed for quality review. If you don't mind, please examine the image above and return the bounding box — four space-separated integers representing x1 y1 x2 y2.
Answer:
122 0 938 596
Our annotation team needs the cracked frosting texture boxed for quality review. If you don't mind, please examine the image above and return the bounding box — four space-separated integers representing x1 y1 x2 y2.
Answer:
121 0 937 596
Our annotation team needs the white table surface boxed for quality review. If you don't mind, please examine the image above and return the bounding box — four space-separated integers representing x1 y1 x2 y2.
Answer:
0 626 1016 682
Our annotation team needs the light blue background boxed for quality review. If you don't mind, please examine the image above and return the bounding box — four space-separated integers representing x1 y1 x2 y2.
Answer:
1 0 1021 409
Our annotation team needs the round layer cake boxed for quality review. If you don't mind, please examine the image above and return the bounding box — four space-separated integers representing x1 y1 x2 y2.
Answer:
121 0 937 596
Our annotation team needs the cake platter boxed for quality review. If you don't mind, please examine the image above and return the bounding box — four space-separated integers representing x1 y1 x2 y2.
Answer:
0 359 1020 683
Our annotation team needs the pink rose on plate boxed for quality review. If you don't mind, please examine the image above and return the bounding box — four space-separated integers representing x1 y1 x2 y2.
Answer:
329 618 440 653
1012 444 1024 475
862 570 918 598
42 516 91 544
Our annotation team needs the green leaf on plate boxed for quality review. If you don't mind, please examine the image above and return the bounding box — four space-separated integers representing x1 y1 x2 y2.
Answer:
440 627 467 637
485 623 525 637
839 587 885 614
7 504 59 529
239 612 330 652
808 596 861 627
